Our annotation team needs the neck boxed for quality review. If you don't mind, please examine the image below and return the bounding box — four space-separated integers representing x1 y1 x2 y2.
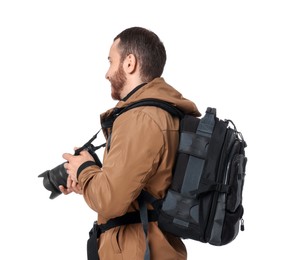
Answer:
120 78 145 99
121 82 147 101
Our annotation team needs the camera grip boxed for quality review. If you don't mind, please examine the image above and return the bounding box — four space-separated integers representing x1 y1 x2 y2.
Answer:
74 145 102 168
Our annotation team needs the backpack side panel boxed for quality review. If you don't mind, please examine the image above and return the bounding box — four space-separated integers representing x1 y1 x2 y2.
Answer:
207 126 247 245
197 119 228 243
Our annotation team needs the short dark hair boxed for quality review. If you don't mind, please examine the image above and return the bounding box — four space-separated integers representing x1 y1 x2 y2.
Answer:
114 27 166 82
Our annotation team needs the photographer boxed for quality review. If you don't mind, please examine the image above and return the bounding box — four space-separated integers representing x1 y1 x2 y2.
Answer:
61 27 200 260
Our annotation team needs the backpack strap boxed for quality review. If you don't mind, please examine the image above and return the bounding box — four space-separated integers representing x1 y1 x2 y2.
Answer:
101 98 184 129
101 98 184 153
137 190 163 260
87 99 182 260
180 107 216 195
87 210 158 260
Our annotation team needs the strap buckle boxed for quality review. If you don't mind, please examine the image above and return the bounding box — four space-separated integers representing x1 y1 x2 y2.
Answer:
89 221 100 238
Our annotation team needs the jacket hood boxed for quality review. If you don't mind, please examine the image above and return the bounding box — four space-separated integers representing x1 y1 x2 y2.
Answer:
101 77 201 121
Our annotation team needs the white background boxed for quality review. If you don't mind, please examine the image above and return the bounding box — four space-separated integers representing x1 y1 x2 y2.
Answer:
1 0 297 259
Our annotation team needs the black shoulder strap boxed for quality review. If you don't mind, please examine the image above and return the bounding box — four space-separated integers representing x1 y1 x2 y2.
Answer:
86 100 184 260
101 98 184 129
124 98 184 118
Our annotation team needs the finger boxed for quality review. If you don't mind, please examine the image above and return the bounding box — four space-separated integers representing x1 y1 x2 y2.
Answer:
66 175 72 188
71 179 77 188
62 153 72 161
59 185 71 195
70 179 81 194
64 162 68 171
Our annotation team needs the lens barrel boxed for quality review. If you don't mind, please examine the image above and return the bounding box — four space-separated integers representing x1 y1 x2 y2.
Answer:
38 162 68 199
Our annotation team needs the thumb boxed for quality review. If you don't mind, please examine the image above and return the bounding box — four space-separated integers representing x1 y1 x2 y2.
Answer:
62 152 73 161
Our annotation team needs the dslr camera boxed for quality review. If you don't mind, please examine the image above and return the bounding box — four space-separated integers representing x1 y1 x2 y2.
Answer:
38 131 104 199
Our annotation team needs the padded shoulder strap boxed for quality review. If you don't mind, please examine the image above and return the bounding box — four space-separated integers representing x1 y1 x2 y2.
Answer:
180 107 217 195
101 98 184 129
124 98 184 118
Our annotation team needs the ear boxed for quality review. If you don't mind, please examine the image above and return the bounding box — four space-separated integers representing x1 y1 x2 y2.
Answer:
123 54 137 74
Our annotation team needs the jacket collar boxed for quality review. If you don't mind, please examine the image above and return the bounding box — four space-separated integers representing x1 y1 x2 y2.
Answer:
121 83 147 102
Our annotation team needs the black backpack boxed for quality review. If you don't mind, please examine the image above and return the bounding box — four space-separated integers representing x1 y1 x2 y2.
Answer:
87 98 247 260
151 103 247 246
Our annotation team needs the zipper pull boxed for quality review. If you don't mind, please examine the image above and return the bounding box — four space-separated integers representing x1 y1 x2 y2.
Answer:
240 218 245 231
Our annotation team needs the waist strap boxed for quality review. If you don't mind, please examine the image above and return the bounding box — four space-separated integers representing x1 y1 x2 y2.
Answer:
87 210 158 260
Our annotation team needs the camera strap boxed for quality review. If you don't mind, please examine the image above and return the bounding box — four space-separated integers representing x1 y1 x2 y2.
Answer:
75 130 106 167
75 130 102 155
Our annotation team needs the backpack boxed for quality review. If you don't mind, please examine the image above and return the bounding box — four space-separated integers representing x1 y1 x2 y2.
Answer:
148 102 247 246
87 98 247 260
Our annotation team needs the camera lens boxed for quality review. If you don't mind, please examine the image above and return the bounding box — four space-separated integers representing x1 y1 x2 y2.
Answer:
38 162 68 199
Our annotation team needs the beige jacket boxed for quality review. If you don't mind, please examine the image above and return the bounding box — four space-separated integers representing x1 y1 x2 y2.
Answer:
78 77 200 260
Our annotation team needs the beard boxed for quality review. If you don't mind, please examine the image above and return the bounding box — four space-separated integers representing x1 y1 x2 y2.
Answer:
110 64 127 100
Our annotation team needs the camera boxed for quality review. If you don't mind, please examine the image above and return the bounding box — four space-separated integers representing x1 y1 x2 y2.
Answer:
38 131 105 199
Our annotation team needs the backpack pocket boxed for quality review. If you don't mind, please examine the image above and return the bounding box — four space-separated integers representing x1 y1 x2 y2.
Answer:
160 189 199 225
226 153 247 212
209 150 247 245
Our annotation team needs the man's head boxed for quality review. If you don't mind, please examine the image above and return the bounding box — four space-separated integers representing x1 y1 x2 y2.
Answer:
105 27 167 100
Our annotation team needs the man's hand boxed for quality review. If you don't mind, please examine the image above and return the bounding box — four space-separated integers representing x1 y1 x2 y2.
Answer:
63 149 94 182
60 148 95 195
59 175 83 195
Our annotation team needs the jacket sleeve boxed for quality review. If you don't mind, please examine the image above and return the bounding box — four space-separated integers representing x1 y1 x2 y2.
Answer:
78 109 165 220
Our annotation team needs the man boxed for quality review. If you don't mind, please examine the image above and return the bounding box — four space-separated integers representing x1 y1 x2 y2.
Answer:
61 27 200 260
